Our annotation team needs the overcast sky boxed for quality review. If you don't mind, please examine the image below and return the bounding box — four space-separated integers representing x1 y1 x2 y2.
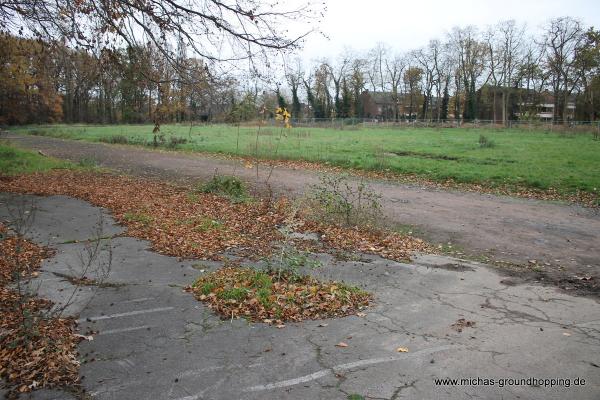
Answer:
297 0 600 61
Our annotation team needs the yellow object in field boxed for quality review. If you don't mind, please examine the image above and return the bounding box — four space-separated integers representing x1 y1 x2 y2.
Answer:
275 107 292 128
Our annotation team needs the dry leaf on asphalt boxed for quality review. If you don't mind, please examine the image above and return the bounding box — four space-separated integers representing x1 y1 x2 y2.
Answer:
0 231 81 396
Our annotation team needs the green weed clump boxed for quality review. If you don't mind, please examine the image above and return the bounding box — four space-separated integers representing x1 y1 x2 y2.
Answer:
478 134 495 148
99 135 129 144
122 212 152 225
189 266 371 323
197 175 249 203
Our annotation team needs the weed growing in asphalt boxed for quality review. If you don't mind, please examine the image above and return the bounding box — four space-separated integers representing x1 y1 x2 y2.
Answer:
197 174 250 203
188 266 371 323
266 244 322 280
309 174 383 227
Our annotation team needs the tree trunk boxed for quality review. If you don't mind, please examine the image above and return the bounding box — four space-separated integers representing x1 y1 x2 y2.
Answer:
492 90 497 124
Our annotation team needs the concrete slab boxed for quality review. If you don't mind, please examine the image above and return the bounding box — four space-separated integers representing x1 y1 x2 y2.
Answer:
1 194 599 400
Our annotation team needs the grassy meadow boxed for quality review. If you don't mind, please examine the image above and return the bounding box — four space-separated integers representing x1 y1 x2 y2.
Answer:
8 124 600 196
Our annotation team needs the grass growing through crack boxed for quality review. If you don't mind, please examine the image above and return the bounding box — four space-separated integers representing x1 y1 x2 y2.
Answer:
188 266 371 324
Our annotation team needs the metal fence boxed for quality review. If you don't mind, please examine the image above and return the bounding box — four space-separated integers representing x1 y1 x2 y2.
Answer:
10 118 600 136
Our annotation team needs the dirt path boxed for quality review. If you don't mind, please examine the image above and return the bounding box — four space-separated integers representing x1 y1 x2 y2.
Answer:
4 133 600 293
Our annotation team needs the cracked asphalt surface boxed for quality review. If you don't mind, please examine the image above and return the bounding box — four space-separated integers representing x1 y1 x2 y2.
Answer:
1 194 599 399
3 133 600 293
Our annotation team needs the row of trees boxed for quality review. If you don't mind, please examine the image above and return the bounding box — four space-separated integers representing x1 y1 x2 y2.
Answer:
284 17 600 123
0 0 316 125
0 34 239 125
1 17 598 125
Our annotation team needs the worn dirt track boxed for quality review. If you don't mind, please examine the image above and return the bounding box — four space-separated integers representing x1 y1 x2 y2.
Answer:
3 133 600 293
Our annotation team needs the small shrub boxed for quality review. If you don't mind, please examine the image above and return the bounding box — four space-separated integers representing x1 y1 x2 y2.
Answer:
309 174 383 227
127 136 147 146
152 133 165 147
100 135 129 145
267 245 322 279
478 134 495 148
197 175 249 203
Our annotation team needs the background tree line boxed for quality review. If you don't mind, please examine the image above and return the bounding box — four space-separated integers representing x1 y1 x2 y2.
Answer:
0 34 238 125
1 17 599 126
286 17 600 124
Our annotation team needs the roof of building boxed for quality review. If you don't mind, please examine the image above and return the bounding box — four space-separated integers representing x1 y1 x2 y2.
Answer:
362 91 395 104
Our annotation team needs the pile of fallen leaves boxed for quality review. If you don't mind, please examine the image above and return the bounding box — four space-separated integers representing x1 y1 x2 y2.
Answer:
0 171 287 260
298 220 429 262
0 171 427 262
0 227 81 397
187 266 371 324
0 289 81 397
0 231 53 285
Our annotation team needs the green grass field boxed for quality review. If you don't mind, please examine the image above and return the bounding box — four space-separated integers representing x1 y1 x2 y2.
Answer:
0 143 75 174
9 124 600 196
